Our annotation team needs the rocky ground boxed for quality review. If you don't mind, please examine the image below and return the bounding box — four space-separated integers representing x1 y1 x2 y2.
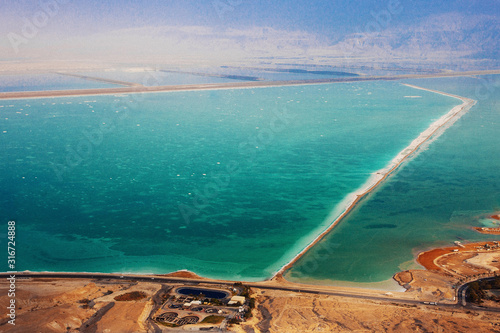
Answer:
4 240 500 333
236 289 500 333
0 278 159 333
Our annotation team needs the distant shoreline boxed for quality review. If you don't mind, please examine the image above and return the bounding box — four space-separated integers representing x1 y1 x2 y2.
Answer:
0 71 487 287
1 69 499 100
275 84 476 281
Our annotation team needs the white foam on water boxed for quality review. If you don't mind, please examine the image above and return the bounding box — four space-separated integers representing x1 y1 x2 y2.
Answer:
273 84 476 279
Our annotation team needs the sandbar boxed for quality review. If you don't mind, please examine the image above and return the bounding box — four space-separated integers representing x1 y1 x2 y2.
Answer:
1 69 500 100
275 84 476 280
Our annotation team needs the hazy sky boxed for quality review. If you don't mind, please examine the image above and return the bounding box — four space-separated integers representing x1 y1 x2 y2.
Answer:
1 0 498 65
2 0 496 37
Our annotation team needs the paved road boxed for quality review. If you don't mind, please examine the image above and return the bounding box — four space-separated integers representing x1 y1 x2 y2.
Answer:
3 271 500 314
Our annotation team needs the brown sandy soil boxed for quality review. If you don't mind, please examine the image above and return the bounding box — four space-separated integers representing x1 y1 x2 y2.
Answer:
229 291 261 333
231 310 261 333
252 278 403 300
93 283 159 333
466 252 500 273
393 270 458 301
0 279 161 333
436 251 497 276
417 241 500 274
393 241 500 303
475 227 500 235
2 274 499 333
393 270 413 285
0 302 93 333
418 247 454 271
94 301 148 333
236 289 500 333
161 270 205 279
0 279 103 332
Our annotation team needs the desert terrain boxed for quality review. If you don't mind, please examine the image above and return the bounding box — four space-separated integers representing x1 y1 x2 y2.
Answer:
0 278 159 333
2 259 500 333
236 289 500 333
4 236 500 333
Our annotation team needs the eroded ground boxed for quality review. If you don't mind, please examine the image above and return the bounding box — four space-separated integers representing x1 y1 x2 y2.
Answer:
235 289 500 333
0 278 159 333
4 240 500 333
394 241 500 301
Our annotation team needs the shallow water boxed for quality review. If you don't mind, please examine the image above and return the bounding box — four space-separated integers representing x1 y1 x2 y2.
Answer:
287 75 500 285
0 73 120 92
0 80 466 280
79 70 248 86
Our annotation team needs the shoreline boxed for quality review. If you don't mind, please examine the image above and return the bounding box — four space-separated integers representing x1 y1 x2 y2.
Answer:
278 275 407 292
416 240 500 273
0 75 482 288
0 270 418 301
1 69 500 100
274 84 476 281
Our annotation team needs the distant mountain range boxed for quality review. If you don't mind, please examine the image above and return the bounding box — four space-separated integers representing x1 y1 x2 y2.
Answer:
325 13 500 69
1 12 498 71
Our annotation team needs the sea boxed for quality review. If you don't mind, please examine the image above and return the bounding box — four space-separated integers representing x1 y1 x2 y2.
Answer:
1 72 498 284
0 73 120 92
287 75 500 286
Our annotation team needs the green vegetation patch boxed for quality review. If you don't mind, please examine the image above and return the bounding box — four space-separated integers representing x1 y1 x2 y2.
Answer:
201 315 225 324
114 291 147 301
468 277 500 304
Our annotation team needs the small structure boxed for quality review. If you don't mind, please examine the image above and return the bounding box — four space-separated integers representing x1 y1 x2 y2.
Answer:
157 312 178 323
228 296 246 305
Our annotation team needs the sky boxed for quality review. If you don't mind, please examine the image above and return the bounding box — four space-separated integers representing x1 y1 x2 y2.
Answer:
2 0 496 37
0 0 499 66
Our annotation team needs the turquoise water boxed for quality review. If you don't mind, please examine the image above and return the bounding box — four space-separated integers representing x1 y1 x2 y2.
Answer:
0 81 462 280
79 67 357 86
287 75 500 284
0 73 120 92
210 65 437 80
268 64 437 77
190 67 358 81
